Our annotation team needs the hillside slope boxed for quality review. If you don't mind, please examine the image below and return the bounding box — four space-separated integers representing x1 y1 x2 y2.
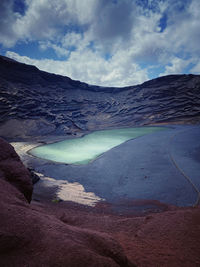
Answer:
0 55 200 138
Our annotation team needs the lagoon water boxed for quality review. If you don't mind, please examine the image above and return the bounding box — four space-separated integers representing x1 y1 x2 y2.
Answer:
30 127 164 165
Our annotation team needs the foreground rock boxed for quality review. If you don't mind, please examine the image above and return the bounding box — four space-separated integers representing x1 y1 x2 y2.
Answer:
0 137 33 202
51 202 200 267
0 55 200 139
0 138 134 267
1 138 200 266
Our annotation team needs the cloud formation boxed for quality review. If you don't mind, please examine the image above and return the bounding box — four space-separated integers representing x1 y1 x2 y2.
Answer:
1 0 200 86
0 0 20 47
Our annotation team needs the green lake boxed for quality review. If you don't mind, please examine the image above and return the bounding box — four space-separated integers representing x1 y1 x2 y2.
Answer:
29 127 165 165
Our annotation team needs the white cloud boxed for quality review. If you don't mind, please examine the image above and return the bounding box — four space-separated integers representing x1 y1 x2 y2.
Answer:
39 41 70 58
0 0 98 46
1 0 200 86
61 32 83 48
0 0 20 47
161 0 200 56
6 50 148 87
191 62 200 73
15 0 72 41
159 57 192 76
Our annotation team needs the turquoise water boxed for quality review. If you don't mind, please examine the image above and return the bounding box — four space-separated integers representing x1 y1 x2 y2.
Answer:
29 127 165 165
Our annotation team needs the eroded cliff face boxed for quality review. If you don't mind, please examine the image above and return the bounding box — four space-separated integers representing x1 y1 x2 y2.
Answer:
0 55 200 139
0 138 134 267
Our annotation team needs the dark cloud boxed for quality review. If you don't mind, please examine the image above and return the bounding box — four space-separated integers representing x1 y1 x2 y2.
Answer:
92 0 135 41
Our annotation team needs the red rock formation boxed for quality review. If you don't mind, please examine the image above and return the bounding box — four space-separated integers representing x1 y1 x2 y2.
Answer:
0 138 134 267
0 137 33 202
42 201 200 267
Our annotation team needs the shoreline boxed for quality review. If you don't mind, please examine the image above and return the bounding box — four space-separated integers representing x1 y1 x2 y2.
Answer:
9 123 200 214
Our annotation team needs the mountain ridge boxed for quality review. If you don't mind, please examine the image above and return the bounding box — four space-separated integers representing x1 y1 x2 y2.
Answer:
0 55 200 139
0 54 198 90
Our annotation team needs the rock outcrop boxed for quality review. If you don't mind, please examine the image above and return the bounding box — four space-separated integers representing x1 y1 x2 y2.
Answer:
0 55 200 139
0 137 33 202
0 138 134 267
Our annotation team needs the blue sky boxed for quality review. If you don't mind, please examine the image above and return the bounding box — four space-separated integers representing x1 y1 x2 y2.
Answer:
0 0 200 87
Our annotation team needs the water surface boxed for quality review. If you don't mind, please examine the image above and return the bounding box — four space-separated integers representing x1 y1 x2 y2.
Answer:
30 127 165 164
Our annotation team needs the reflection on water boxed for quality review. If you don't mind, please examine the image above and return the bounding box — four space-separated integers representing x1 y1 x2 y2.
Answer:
29 127 164 165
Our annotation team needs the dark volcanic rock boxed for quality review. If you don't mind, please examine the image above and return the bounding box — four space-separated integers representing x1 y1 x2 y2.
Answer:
0 138 134 267
0 55 200 138
27 167 40 184
0 137 33 202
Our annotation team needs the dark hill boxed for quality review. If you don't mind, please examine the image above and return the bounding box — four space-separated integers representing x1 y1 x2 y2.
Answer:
0 55 200 138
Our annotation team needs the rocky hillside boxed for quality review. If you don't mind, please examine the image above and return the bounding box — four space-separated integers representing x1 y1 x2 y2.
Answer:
0 55 200 138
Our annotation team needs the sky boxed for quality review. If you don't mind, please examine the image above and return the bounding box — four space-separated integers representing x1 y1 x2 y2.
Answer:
0 0 200 87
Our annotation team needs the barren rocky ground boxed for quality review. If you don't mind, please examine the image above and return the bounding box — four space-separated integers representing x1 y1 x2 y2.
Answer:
0 55 200 140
